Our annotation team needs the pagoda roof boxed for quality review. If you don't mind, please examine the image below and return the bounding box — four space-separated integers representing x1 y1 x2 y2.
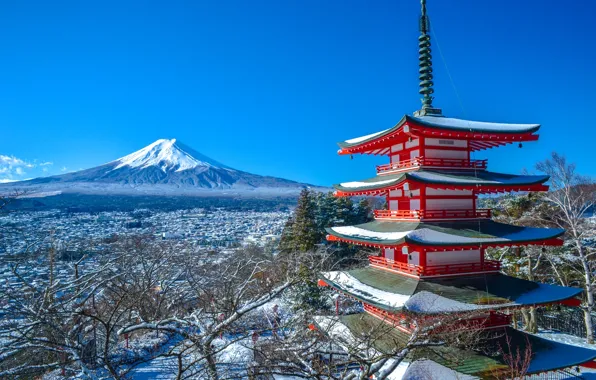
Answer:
325 219 564 248
338 115 540 154
317 313 596 377
319 266 580 314
334 170 549 195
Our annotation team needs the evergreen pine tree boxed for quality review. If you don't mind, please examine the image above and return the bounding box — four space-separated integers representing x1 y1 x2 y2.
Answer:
280 189 320 253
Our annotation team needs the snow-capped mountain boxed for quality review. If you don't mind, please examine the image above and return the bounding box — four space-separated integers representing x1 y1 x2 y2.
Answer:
1 139 316 197
113 139 228 172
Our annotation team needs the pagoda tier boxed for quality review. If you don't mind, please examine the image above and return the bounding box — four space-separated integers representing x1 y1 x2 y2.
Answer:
313 0 596 377
315 313 596 378
334 170 549 196
326 220 564 249
338 114 540 156
318 267 581 314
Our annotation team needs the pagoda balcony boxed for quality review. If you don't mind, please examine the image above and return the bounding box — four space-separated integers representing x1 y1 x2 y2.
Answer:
376 157 487 175
369 256 501 278
374 208 492 221
363 303 511 332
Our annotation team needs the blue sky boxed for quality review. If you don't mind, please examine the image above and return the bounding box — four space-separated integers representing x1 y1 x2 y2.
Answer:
1 0 595 186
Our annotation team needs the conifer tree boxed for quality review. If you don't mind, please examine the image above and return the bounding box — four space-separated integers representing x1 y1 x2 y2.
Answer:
280 189 320 253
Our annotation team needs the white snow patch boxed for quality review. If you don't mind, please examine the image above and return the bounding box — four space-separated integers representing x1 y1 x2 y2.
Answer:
405 291 480 313
340 177 399 189
323 271 409 308
331 225 561 245
535 330 596 350
323 272 580 313
401 359 478 380
113 138 221 172
417 116 539 133
330 226 412 241
344 128 391 144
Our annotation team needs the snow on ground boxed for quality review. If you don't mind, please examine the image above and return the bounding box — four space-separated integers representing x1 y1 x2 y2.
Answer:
133 355 179 380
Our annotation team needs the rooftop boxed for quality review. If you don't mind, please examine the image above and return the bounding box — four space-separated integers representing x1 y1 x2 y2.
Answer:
338 115 541 154
326 219 564 248
320 266 581 314
316 313 596 377
335 170 549 195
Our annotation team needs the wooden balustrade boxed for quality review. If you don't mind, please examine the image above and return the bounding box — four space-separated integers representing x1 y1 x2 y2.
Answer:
364 303 511 332
368 256 423 276
369 256 501 277
376 157 487 174
374 208 491 220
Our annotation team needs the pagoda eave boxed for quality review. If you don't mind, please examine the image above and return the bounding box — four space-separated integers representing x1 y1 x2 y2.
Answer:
319 268 582 315
312 313 596 378
337 115 541 155
326 233 564 249
334 183 549 197
334 170 550 196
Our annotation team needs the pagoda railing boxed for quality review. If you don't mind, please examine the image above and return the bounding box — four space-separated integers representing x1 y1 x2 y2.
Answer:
376 157 487 175
374 208 491 220
368 256 423 276
369 256 501 277
364 303 511 332
422 260 501 277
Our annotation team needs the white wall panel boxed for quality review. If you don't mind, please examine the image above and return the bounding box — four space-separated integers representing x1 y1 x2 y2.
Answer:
426 250 480 266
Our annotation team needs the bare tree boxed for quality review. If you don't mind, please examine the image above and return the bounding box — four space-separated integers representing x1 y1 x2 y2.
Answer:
0 242 119 378
536 152 596 343
116 247 322 380
490 333 532 379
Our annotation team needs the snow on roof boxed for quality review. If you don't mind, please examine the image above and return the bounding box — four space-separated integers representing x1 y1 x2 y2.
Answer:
330 225 412 241
312 315 371 351
339 177 402 189
416 115 539 133
327 221 564 246
335 170 548 193
402 359 478 380
338 114 540 149
344 127 391 144
322 271 410 308
321 268 581 314
405 291 481 313
407 226 558 245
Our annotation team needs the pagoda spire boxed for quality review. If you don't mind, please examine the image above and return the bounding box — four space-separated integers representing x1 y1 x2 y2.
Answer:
414 0 442 117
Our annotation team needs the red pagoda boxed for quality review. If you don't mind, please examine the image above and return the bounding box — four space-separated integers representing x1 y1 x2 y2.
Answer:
316 1 596 377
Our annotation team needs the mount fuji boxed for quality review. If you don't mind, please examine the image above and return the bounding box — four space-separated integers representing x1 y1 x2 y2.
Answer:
1 139 317 197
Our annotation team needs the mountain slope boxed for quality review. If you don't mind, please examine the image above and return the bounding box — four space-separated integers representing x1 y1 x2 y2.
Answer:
1 139 317 197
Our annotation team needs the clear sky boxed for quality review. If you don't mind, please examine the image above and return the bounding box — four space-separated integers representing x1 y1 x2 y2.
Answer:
1 0 595 186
